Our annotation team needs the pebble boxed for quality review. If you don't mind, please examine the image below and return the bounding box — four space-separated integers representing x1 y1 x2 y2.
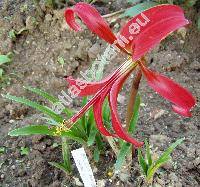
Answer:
73 177 83 186
186 147 196 158
0 174 4 179
45 14 52 22
193 157 200 166
88 43 101 59
97 179 106 187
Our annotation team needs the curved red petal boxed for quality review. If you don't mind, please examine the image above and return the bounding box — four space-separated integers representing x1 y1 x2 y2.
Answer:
140 63 196 117
109 70 144 148
65 74 113 97
93 87 117 137
118 5 189 59
65 2 116 44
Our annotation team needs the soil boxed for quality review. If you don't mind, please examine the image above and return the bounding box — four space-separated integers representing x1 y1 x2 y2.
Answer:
0 0 199 187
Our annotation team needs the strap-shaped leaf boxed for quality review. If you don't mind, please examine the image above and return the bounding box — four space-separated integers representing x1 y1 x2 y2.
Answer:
115 95 141 172
147 138 184 181
145 139 152 166
9 125 55 136
121 2 158 18
3 94 63 123
24 86 59 103
138 148 148 176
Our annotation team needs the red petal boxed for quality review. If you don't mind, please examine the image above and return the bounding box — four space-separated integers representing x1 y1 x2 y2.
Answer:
65 2 116 44
93 87 117 137
65 74 112 97
139 63 196 117
119 5 189 59
109 70 144 148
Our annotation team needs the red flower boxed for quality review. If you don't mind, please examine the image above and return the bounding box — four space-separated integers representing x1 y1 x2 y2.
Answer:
64 3 196 147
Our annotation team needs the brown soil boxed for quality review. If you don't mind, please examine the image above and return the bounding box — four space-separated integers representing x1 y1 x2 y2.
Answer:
0 1 199 187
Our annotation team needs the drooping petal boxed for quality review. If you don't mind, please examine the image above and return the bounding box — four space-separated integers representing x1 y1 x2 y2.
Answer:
65 74 112 97
93 87 117 137
109 69 144 148
65 2 116 44
118 5 189 60
139 63 196 117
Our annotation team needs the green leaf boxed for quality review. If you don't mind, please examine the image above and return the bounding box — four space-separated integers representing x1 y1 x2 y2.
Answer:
87 125 98 146
114 95 141 172
57 57 65 66
9 125 55 136
0 55 11 65
62 137 72 172
127 0 141 4
9 125 86 144
3 94 63 123
138 148 148 176
128 95 140 134
197 17 200 31
8 30 16 40
121 2 158 18
115 142 131 172
49 162 70 174
24 86 59 103
0 147 5 154
93 147 100 162
147 138 184 181
0 68 3 77
145 139 152 166
20 147 30 156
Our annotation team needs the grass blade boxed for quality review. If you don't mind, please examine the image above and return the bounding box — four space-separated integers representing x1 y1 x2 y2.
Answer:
145 139 152 166
8 125 55 136
121 2 158 18
138 148 148 176
24 86 59 103
3 94 63 123
49 162 70 174
62 137 72 172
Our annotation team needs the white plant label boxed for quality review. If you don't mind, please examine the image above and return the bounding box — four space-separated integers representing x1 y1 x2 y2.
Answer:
72 147 96 187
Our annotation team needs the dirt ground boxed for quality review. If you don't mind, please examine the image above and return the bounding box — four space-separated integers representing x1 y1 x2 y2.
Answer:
0 1 199 187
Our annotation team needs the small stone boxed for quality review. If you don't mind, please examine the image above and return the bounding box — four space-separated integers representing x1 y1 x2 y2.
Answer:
11 165 16 170
26 16 37 30
150 109 166 120
117 94 125 104
162 159 173 170
33 142 46 151
32 135 44 143
97 179 106 187
17 169 26 177
73 177 83 186
193 157 200 166
64 41 72 50
0 174 4 179
186 147 196 158
45 14 52 22
88 43 101 59
150 135 170 146
119 172 130 182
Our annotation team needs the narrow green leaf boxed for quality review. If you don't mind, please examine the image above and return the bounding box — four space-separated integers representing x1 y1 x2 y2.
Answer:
127 0 141 4
93 147 100 162
155 138 184 166
145 139 152 166
0 55 11 65
8 125 55 136
138 149 148 176
115 142 131 172
128 95 140 134
0 68 3 77
49 162 70 173
147 138 184 181
24 86 59 103
114 95 141 172
121 2 158 18
62 137 72 172
197 16 200 31
3 94 63 123
87 125 98 146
